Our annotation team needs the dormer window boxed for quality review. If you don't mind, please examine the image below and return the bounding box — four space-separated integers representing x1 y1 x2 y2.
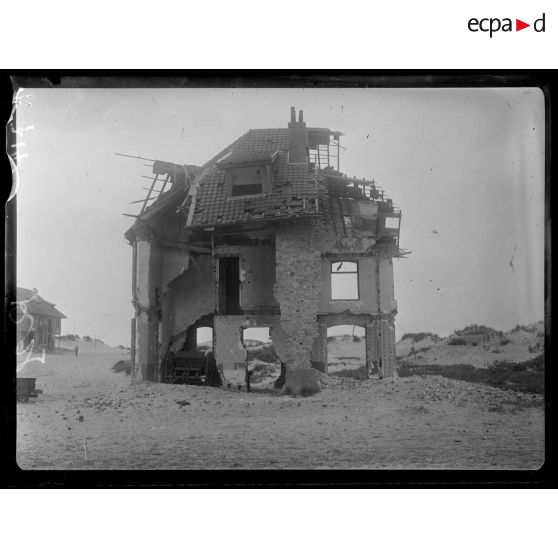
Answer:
228 166 265 197
218 150 279 199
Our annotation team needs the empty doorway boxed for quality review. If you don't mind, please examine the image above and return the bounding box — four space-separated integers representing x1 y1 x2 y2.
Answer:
196 326 213 353
241 327 281 390
326 325 367 379
219 257 241 314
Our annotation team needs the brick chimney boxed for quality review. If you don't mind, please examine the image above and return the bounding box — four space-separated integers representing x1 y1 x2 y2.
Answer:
288 106 308 163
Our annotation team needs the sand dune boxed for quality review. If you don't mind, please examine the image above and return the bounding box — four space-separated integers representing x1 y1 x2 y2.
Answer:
396 322 544 367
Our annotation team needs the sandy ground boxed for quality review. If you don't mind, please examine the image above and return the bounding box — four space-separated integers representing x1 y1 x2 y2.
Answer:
16 340 544 470
396 324 544 367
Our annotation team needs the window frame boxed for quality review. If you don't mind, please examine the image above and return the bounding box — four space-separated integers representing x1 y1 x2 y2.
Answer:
225 163 272 200
330 259 360 301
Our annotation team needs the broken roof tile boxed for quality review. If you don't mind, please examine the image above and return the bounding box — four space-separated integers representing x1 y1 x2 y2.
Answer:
186 126 394 229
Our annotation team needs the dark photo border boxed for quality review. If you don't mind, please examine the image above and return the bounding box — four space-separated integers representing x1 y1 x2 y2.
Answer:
2 70 555 488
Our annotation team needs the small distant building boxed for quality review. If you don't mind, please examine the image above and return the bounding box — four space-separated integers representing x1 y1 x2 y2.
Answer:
16 287 67 352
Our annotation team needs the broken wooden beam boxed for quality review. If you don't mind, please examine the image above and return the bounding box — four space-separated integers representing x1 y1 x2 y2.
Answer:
114 152 156 162
130 197 158 204
140 175 160 214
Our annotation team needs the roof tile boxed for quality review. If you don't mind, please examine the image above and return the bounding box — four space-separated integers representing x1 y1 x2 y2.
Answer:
191 129 320 227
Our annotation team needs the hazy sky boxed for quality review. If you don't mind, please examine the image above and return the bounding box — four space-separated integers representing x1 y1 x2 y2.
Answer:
14 87 545 346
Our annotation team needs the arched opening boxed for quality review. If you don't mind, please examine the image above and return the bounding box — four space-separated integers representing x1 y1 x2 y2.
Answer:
180 314 214 353
326 324 367 379
241 327 282 391
196 326 213 353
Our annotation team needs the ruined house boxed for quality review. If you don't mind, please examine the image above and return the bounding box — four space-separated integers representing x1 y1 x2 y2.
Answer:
125 108 402 394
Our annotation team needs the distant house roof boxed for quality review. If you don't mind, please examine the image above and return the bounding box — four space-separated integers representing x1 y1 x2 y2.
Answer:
191 128 325 227
16 288 67 319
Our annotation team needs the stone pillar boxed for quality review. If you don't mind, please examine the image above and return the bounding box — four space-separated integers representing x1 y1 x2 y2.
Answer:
373 252 398 379
274 220 322 395
130 317 136 372
378 318 398 378
365 321 377 377
132 221 161 383
310 322 327 372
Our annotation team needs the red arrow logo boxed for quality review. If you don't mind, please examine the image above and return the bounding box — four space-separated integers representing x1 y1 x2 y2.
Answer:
516 19 530 31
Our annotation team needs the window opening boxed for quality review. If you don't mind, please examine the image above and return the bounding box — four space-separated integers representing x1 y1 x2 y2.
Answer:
331 261 359 300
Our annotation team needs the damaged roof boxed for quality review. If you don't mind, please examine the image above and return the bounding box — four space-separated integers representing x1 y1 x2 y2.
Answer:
125 112 398 238
190 128 326 227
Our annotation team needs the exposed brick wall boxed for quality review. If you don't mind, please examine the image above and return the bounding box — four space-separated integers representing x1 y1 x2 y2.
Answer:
274 220 323 392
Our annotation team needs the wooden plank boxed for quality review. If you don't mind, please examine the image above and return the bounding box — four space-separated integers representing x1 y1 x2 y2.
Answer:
141 176 169 182
140 174 159 214
114 152 155 162
130 197 158 204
